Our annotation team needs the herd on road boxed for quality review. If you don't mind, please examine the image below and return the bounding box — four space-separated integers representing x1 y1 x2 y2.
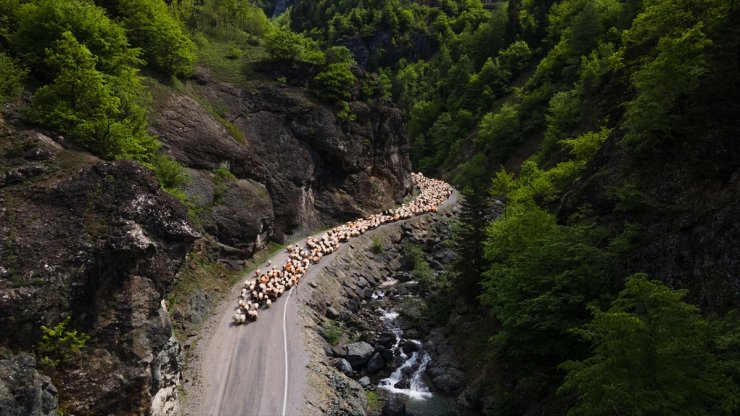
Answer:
233 172 453 324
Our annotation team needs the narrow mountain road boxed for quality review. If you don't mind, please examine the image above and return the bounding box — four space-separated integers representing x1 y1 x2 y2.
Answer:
185 189 458 416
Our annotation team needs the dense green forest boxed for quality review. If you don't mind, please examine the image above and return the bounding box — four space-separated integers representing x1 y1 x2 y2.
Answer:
1 0 738 414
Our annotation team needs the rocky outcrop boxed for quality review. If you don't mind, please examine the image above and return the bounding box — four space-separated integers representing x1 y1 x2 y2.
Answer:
0 124 199 415
0 350 57 416
150 71 412 251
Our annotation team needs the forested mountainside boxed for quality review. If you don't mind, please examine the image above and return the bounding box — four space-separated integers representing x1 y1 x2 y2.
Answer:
0 0 738 415
286 0 740 414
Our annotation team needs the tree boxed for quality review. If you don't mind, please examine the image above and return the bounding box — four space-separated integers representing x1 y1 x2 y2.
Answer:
560 274 737 416
313 62 355 104
449 186 490 300
480 203 615 364
0 52 26 105
476 103 522 157
116 0 196 77
11 0 139 80
264 28 305 61
30 31 157 160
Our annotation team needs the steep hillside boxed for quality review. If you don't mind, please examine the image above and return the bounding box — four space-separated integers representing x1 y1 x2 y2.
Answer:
285 0 740 414
0 1 414 414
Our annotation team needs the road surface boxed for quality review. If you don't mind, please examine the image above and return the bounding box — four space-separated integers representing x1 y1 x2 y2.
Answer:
186 189 458 416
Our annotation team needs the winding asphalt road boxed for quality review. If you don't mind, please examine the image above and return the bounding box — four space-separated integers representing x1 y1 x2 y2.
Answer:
188 189 458 416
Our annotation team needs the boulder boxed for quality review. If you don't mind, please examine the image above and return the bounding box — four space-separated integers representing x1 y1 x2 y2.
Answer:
366 352 385 374
326 307 341 319
336 359 353 375
201 178 274 256
345 342 375 370
431 369 466 393
382 395 406 416
358 376 371 388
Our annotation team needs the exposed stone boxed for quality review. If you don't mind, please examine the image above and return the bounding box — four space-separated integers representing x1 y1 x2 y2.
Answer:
336 359 353 375
366 352 385 374
358 376 371 388
0 351 57 416
345 342 375 370
326 307 341 319
382 395 406 416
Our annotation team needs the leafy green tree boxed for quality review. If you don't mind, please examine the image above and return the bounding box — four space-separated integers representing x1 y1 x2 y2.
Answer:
476 103 521 157
0 52 26 105
498 40 532 75
480 202 616 363
313 62 355 104
11 0 139 80
116 0 196 77
30 31 157 160
264 28 305 61
560 274 737 415
38 316 90 367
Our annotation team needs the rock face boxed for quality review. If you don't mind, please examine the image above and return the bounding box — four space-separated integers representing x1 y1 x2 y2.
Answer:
0 351 58 416
0 124 199 416
150 73 412 250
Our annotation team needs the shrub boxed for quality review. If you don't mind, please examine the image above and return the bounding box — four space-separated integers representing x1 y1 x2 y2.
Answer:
370 236 384 254
322 320 343 345
38 316 90 367
313 62 355 104
0 52 26 105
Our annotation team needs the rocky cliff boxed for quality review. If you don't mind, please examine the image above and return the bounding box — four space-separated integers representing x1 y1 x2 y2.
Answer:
0 59 413 414
0 119 199 415
150 68 412 254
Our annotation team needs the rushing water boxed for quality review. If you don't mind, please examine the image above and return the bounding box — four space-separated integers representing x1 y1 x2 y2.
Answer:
377 308 433 400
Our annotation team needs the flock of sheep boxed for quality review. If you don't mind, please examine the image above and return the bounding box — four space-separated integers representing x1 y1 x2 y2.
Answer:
233 172 453 324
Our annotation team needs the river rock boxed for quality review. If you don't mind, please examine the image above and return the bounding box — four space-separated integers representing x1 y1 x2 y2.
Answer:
382 395 406 416
366 352 385 374
326 306 341 319
431 369 466 393
336 358 353 375
377 332 396 348
345 342 375 370
358 376 371 388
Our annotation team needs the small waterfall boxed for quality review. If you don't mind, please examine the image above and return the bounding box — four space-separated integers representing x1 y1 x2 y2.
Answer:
377 308 433 400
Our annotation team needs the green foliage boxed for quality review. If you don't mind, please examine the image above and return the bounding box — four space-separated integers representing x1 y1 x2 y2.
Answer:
322 320 343 345
170 0 270 41
147 153 190 190
481 201 616 363
476 104 521 157
264 27 325 64
116 0 196 77
449 187 489 300
11 0 139 80
29 31 155 159
370 236 384 254
38 316 90 367
264 28 304 61
0 52 26 105
403 243 435 290
560 274 738 415
313 62 355 103
365 390 381 412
